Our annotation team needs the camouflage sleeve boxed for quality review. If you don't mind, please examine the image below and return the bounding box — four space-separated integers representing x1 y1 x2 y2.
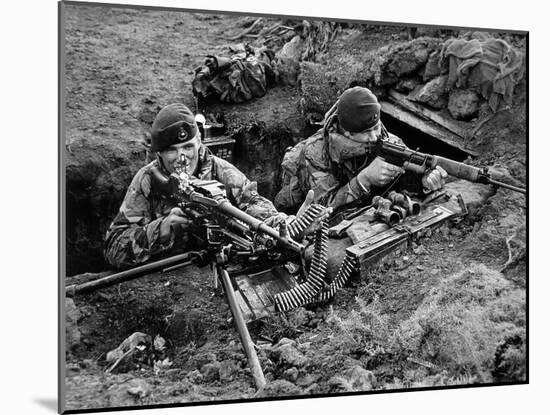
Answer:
212 157 282 221
104 170 175 269
304 162 370 210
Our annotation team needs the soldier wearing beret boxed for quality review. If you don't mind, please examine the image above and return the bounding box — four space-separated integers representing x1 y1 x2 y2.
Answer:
275 86 448 212
105 103 295 269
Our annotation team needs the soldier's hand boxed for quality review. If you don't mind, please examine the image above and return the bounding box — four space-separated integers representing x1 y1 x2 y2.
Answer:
422 166 448 192
297 190 332 236
160 207 191 242
296 189 315 219
357 157 405 187
263 212 289 229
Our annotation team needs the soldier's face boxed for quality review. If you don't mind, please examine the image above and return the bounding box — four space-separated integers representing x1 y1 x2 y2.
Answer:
159 134 201 175
343 121 382 143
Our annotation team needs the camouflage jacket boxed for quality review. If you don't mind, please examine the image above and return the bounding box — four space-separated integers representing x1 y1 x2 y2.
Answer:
105 145 280 269
274 121 418 212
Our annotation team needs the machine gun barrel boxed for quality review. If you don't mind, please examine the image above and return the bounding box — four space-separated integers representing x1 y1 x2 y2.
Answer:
378 140 526 194
187 190 305 254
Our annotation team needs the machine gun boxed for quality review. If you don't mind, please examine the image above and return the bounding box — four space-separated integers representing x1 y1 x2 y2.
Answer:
65 164 316 390
148 166 305 257
372 138 526 194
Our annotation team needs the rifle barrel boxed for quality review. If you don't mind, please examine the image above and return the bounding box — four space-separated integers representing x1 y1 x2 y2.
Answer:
379 141 526 194
488 178 526 194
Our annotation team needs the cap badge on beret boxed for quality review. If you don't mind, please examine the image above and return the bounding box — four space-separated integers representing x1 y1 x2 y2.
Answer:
178 126 188 141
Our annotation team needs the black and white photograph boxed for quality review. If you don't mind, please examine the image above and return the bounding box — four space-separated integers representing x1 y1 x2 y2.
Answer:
59 0 528 412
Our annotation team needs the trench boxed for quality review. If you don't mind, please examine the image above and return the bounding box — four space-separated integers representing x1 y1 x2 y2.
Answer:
381 112 470 163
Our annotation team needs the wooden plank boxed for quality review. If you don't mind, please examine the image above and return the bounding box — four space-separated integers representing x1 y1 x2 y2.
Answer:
233 265 301 322
380 96 479 157
234 276 265 320
388 89 470 140
234 290 255 322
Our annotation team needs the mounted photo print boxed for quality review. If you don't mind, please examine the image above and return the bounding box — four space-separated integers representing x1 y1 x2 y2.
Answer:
59 0 528 413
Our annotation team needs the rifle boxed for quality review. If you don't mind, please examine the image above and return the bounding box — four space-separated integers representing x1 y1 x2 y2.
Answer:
374 138 526 194
66 168 307 390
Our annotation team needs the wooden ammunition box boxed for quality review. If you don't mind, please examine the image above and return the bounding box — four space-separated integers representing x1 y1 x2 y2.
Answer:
233 264 300 322
203 135 235 162
232 197 466 323
346 204 456 276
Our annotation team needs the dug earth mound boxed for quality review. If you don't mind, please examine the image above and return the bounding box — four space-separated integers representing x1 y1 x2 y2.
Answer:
63 6 526 410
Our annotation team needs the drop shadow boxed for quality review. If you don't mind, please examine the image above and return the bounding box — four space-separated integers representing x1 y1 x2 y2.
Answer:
34 398 58 413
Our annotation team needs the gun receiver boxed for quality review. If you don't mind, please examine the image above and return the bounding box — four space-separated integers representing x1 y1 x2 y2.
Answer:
375 139 526 194
150 167 305 255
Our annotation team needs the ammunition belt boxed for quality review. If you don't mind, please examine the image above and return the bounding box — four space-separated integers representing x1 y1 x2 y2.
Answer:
311 252 357 303
286 204 324 240
274 204 357 312
274 221 328 311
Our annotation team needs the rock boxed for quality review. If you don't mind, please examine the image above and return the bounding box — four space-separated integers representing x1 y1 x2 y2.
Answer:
304 383 320 394
412 244 428 255
328 376 353 392
65 298 81 350
106 378 152 407
282 367 299 382
444 180 495 211
423 50 442 81
394 78 420 93
187 369 204 383
276 337 295 347
448 89 480 120
106 332 151 363
254 379 301 398
297 342 312 352
200 362 221 382
409 75 448 109
363 37 442 86
344 366 376 391
105 332 152 373
271 340 309 368
188 351 217 370
277 35 305 62
67 362 80 372
219 360 239 382
287 307 315 327
296 373 320 387
274 35 304 86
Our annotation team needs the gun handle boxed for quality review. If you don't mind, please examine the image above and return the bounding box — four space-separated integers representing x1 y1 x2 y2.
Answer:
402 161 427 175
431 156 481 182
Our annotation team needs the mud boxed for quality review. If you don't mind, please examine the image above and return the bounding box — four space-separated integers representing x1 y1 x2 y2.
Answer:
63 4 527 411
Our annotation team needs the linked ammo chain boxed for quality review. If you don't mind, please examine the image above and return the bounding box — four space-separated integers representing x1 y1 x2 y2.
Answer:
274 205 327 311
312 252 357 303
274 220 329 312
274 204 357 312
286 204 324 240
